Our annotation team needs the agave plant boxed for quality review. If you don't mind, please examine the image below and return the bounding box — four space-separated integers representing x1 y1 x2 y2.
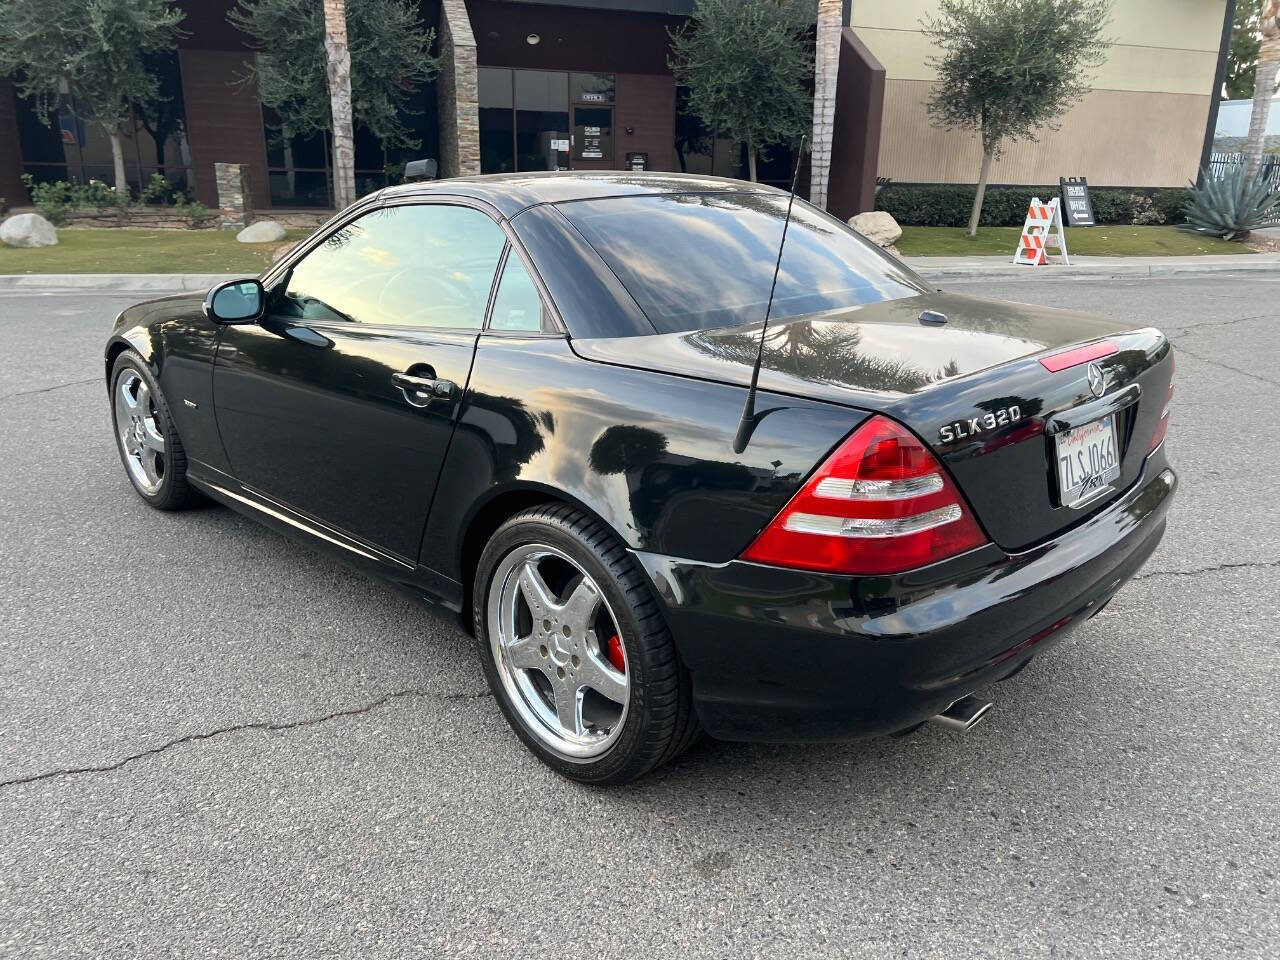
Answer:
1180 163 1280 241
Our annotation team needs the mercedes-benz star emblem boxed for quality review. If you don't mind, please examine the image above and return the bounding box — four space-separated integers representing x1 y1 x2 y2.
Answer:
1086 362 1106 398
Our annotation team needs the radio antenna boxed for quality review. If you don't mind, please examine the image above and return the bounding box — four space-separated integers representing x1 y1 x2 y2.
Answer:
732 135 806 455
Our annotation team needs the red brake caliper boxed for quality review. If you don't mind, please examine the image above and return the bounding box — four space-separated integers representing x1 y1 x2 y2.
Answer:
606 634 626 673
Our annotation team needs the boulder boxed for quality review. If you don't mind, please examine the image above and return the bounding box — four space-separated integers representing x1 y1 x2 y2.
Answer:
848 211 902 248
0 213 58 248
236 219 287 243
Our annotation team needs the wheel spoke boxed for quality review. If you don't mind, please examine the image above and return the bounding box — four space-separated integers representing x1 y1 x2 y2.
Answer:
141 419 165 452
577 649 628 705
506 632 546 672
560 577 600 634
134 381 152 415
552 682 583 737
516 560 557 618
118 377 138 411
140 449 162 487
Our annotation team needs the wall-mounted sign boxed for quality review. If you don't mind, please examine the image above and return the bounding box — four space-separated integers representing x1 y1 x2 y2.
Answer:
627 152 649 171
581 92 608 102
551 139 569 152
1059 177 1096 227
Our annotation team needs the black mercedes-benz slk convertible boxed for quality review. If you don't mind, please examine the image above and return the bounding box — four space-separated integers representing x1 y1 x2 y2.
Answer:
105 172 1175 784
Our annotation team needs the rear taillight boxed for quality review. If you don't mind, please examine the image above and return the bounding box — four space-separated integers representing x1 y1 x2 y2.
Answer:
1147 352 1175 454
742 415 988 575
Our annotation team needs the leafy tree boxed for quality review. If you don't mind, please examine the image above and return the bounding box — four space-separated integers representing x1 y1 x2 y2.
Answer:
229 0 438 206
669 0 812 182
1226 0 1263 100
0 0 185 194
922 0 1111 236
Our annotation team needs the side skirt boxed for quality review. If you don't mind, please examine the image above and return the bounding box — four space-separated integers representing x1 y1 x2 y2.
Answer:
186 465 465 615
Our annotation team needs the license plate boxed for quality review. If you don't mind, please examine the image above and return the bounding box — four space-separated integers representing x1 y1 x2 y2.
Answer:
1055 415 1121 506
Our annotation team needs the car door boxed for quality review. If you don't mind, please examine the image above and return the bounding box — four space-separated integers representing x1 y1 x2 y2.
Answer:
211 200 508 564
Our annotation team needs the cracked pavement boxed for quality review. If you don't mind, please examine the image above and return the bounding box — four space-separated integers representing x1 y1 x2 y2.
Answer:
1 278 1278 958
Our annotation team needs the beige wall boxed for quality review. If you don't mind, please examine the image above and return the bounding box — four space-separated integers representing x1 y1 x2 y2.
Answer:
852 0 1227 186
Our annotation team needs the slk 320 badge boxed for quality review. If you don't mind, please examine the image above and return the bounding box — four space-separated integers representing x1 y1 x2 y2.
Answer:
939 406 1023 443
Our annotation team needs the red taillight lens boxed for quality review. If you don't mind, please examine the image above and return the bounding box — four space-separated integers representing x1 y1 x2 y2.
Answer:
742 415 988 575
1147 352 1175 454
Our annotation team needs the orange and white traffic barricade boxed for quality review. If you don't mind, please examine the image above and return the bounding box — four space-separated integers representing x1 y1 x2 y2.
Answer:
1013 196 1070 266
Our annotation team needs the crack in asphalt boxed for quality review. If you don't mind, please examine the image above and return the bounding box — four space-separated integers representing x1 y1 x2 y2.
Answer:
0 686 492 792
1171 346 1280 389
1133 558 1280 583
1164 312 1279 338
0 377 100 402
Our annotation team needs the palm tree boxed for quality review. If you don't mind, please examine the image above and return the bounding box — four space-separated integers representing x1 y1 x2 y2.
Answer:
1245 0 1280 181
322 0 357 209
809 0 842 210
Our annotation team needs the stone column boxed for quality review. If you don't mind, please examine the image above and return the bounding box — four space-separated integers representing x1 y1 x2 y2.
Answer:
437 0 480 178
214 163 253 230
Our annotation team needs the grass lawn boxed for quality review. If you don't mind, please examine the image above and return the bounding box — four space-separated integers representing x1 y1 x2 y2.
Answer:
896 225 1255 257
0 228 314 275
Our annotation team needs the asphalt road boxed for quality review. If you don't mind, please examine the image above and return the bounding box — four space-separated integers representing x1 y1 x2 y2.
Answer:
1 275 1277 959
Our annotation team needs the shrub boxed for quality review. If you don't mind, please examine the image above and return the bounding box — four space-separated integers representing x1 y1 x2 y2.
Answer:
876 183 1203 228
20 174 74 225
1181 163 1280 241
141 173 172 205
174 198 213 228
1154 188 1192 225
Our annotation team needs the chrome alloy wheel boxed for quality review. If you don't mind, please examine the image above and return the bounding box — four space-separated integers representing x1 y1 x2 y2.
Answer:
488 544 631 760
113 370 166 495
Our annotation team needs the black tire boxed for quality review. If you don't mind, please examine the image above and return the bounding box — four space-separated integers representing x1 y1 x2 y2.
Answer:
473 503 700 785
109 350 198 511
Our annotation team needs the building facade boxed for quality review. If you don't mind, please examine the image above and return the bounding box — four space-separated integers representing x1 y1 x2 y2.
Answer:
854 0 1232 188
0 0 1232 219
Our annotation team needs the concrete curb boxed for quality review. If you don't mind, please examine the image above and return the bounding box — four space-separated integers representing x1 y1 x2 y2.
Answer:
0 273 238 292
907 257 1280 283
0 255 1276 292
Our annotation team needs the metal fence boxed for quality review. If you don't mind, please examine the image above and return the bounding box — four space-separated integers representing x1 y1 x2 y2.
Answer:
1209 152 1280 225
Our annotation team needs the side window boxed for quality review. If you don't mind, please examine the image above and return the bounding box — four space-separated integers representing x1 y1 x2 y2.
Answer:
488 252 548 332
282 204 506 329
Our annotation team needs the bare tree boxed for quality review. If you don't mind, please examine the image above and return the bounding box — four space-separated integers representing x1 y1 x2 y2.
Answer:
323 0 357 209
1245 0 1280 182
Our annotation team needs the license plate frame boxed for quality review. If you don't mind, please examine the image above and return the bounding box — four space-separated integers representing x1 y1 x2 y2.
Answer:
1054 413 1121 508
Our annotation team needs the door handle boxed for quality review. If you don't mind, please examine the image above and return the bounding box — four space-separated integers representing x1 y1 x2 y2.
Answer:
392 370 455 403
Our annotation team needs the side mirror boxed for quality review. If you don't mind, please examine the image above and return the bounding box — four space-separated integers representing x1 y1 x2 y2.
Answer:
204 279 265 324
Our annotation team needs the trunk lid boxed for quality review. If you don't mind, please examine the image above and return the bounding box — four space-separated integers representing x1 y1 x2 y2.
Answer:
571 292 1173 552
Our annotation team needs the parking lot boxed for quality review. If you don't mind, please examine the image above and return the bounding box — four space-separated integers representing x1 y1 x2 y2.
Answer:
1 273 1277 958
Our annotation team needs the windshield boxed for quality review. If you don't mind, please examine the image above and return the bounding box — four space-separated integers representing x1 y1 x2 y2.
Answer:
557 192 927 334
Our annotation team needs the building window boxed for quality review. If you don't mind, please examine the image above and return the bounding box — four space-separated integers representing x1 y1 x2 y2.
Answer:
479 67 516 174
478 69 615 174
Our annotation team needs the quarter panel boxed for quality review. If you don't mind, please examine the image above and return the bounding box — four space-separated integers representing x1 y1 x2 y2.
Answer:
421 335 865 583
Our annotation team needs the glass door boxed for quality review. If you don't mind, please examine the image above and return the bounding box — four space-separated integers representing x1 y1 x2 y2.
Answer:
569 73 616 167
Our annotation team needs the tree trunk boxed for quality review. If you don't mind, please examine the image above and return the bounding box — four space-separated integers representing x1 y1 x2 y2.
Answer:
282 122 297 200
323 0 357 210
108 131 128 195
746 133 757 182
809 0 842 211
968 145 995 237
1245 2 1280 182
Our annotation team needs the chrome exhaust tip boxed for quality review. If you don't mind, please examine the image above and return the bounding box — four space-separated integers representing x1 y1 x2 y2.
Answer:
931 694 994 732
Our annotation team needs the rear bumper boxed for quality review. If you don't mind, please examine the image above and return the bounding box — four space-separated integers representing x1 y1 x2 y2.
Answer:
634 454 1176 742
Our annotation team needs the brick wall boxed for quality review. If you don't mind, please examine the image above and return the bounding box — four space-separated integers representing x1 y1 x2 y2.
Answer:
178 49 272 209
